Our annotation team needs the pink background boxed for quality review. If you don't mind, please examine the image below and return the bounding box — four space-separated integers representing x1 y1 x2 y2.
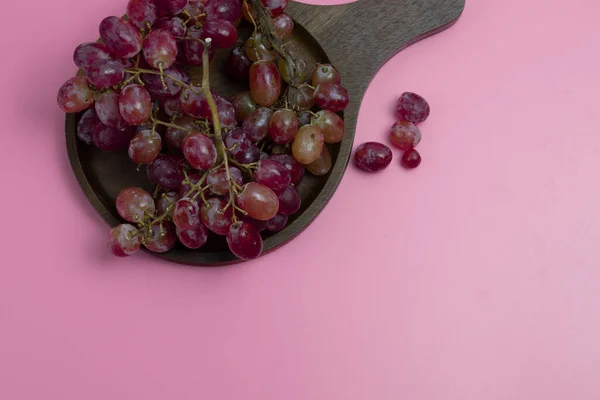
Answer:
2 0 600 398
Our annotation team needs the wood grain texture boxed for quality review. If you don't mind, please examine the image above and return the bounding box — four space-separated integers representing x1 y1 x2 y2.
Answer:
65 0 465 266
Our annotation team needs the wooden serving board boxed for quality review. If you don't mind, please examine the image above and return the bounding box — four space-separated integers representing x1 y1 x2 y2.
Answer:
66 0 466 266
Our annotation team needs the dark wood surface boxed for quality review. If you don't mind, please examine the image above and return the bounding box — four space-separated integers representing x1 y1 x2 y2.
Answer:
65 0 466 266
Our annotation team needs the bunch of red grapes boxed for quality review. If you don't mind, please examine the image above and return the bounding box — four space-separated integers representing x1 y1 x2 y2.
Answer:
354 92 430 172
57 0 350 260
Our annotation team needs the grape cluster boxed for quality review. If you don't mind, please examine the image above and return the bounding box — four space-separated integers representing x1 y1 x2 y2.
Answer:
354 92 430 172
57 0 350 261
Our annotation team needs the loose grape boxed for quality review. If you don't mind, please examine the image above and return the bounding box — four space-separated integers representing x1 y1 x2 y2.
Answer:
205 0 241 23
116 187 156 223
156 191 180 217
57 76 94 113
292 125 324 165
268 109 298 144
92 125 136 151
243 107 272 141
354 142 393 172
173 198 201 230
266 214 288 232
77 108 102 145
73 43 112 71
108 224 142 257
144 221 177 253
177 224 208 249
154 17 187 38
273 14 294 39
127 0 157 30
147 154 185 191
200 19 238 48
261 0 289 16
155 0 188 16
119 84 152 125
238 182 279 221
226 45 252 82
276 185 301 215
226 221 263 260
314 83 349 112
254 159 291 193
231 91 257 122
143 29 178 69
249 60 281 107
95 92 127 128
311 63 341 86
99 16 143 59
287 84 314 111
128 130 162 164
397 92 430 123
268 154 305 187
166 116 194 152
207 166 243 196
245 35 276 62
200 197 233 235
390 120 422 150
183 132 217 170
306 145 332 176
313 110 345 144
86 60 125 89
401 149 422 169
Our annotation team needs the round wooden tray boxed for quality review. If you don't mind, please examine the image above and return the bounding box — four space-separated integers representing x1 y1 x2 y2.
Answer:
66 0 465 266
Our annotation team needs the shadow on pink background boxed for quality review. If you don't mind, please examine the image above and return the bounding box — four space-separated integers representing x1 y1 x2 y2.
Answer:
1 0 600 398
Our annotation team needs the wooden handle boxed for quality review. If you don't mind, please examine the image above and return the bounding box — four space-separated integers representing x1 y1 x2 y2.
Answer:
287 0 465 133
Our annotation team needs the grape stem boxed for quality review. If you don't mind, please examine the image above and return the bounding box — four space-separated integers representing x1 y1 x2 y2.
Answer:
124 68 200 93
198 38 243 222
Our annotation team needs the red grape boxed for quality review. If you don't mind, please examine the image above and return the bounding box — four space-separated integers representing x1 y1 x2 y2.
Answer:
173 198 201 230
224 128 251 155
154 17 187 38
116 187 156 223
249 60 281 107
57 76 94 113
119 84 152 125
108 224 142 257
147 154 185 190
238 182 279 221
242 215 268 232
243 107 272 141
183 26 214 65
184 0 206 25
276 185 301 215
143 66 189 97
144 221 177 253
226 45 252 81
254 159 291 193
354 142 393 172
156 191 180 217
127 0 157 30
268 154 304 186
177 224 208 249
292 125 324 165
95 92 127 128
397 92 430 123
231 91 257 122
92 125 136 151
273 14 293 39
162 96 185 118
236 145 261 164
128 129 162 164
266 214 288 232
77 108 102 145
166 116 194 152
314 83 349 112
226 221 263 260
99 16 143 59
179 172 204 198
86 60 125 89
73 42 112 70
205 0 241 23
200 197 233 235
306 145 331 176
183 132 217 170
313 110 345 144
268 108 298 144
260 0 289 16
143 29 178 69
401 149 422 169
311 63 341 86
207 166 244 196
389 120 421 150
155 0 188 16
214 96 237 128
200 19 238 48
180 86 210 118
